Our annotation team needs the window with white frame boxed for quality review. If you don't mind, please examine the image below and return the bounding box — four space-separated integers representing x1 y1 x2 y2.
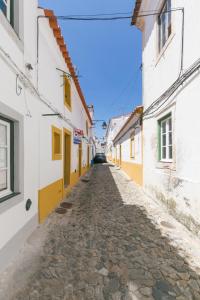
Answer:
159 115 173 161
0 118 12 197
158 0 172 52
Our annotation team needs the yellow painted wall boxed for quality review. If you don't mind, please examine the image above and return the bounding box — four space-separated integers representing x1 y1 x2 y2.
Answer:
121 161 143 186
70 171 79 187
81 166 88 176
38 178 63 223
39 167 91 223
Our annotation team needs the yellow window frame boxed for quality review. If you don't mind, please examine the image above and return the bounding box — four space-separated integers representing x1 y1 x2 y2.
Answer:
52 126 62 160
64 75 71 111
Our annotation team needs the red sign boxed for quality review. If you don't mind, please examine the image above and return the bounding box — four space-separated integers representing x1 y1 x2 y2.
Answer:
73 129 84 144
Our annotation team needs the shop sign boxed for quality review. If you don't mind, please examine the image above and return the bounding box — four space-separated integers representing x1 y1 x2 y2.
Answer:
73 128 83 144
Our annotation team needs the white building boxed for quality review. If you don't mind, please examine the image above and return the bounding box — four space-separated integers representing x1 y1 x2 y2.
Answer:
105 113 131 162
0 1 93 271
113 106 143 186
132 0 200 233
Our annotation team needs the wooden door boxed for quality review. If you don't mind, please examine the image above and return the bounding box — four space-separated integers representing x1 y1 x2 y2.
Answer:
87 145 90 169
78 143 82 176
63 130 71 188
120 144 122 166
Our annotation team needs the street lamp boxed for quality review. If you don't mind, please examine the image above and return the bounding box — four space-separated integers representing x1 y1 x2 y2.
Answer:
92 120 107 130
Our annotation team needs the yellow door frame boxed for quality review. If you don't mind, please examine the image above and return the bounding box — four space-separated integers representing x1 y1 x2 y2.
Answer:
63 128 71 194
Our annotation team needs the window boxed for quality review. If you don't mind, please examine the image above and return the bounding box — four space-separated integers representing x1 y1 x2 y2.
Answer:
0 117 13 198
0 0 15 26
52 126 62 160
159 115 173 161
158 0 172 52
0 0 10 19
130 131 135 158
64 76 71 110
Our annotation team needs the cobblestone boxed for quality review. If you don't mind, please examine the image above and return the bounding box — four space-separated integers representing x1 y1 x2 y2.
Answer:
1 164 200 300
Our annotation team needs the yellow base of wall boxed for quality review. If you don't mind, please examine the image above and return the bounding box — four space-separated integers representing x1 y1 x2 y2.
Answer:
38 178 63 223
81 166 89 176
70 171 79 187
39 167 91 223
120 161 143 186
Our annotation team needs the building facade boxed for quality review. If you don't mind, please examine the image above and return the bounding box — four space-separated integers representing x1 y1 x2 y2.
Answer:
113 106 143 186
105 113 131 163
0 1 93 271
132 0 200 233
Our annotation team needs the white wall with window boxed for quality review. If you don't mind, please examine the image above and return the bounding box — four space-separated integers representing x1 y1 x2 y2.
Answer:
0 0 40 272
0 118 11 198
133 0 200 232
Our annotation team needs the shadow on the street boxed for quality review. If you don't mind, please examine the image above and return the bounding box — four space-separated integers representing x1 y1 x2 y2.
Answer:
12 164 200 300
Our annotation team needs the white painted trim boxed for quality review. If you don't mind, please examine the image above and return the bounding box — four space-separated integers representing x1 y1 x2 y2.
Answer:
0 119 11 197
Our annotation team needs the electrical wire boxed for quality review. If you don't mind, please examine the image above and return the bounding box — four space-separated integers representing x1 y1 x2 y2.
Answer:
57 12 132 17
114 57 200 144
0 44 77 129
52 7 183 21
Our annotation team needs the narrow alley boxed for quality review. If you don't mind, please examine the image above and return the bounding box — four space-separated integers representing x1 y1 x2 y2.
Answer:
1 164 200 300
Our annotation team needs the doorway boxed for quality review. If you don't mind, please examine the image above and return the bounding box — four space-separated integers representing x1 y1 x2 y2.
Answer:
120 144 122 166
78 142 82 176
87 145 90 169
63 129 71 189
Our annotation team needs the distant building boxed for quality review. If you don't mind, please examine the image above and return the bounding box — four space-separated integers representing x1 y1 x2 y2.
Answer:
132 0 200 233
113 106 143 186
105 113 131 162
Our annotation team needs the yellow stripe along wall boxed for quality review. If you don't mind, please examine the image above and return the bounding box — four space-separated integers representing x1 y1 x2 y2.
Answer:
38 168 89 223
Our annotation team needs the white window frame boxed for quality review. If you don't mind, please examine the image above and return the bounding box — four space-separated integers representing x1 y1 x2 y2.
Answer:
160 115 173 162
0 119 11 198
158 0 172 52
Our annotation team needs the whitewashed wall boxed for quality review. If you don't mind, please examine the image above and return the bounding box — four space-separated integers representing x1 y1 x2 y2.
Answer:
0 2 93 270
105 114 130 158
0 0 39 264
139 0 200 230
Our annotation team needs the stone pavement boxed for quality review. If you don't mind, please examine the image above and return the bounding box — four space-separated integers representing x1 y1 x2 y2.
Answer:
1 164 200 300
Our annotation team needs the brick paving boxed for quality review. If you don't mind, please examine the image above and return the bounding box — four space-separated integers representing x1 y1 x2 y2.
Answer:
2 164 200 300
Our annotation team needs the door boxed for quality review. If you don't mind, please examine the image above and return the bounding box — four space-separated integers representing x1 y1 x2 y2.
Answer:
63 129 71 188
87 145 90 169
78 142 82 176
120 144 122 166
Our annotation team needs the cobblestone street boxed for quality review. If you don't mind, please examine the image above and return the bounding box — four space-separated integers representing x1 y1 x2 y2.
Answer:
1 164 200 300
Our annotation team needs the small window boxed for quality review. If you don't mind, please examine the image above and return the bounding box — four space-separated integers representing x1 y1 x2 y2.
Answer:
0 117 14 198
64 76 71 110
0 0 15 26
158 0 172 52
52 126 62 160
130 131 135 158
159 115 173 161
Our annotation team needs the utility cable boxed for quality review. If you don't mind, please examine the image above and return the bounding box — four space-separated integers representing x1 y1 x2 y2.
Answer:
114 57 200 143
0 45 77 130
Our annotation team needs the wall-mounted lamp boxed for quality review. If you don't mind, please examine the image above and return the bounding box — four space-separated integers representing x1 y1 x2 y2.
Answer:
25 63 33 71
93 120 107 130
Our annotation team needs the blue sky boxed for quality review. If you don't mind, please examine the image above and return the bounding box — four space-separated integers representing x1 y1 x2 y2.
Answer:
39 0 142 138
